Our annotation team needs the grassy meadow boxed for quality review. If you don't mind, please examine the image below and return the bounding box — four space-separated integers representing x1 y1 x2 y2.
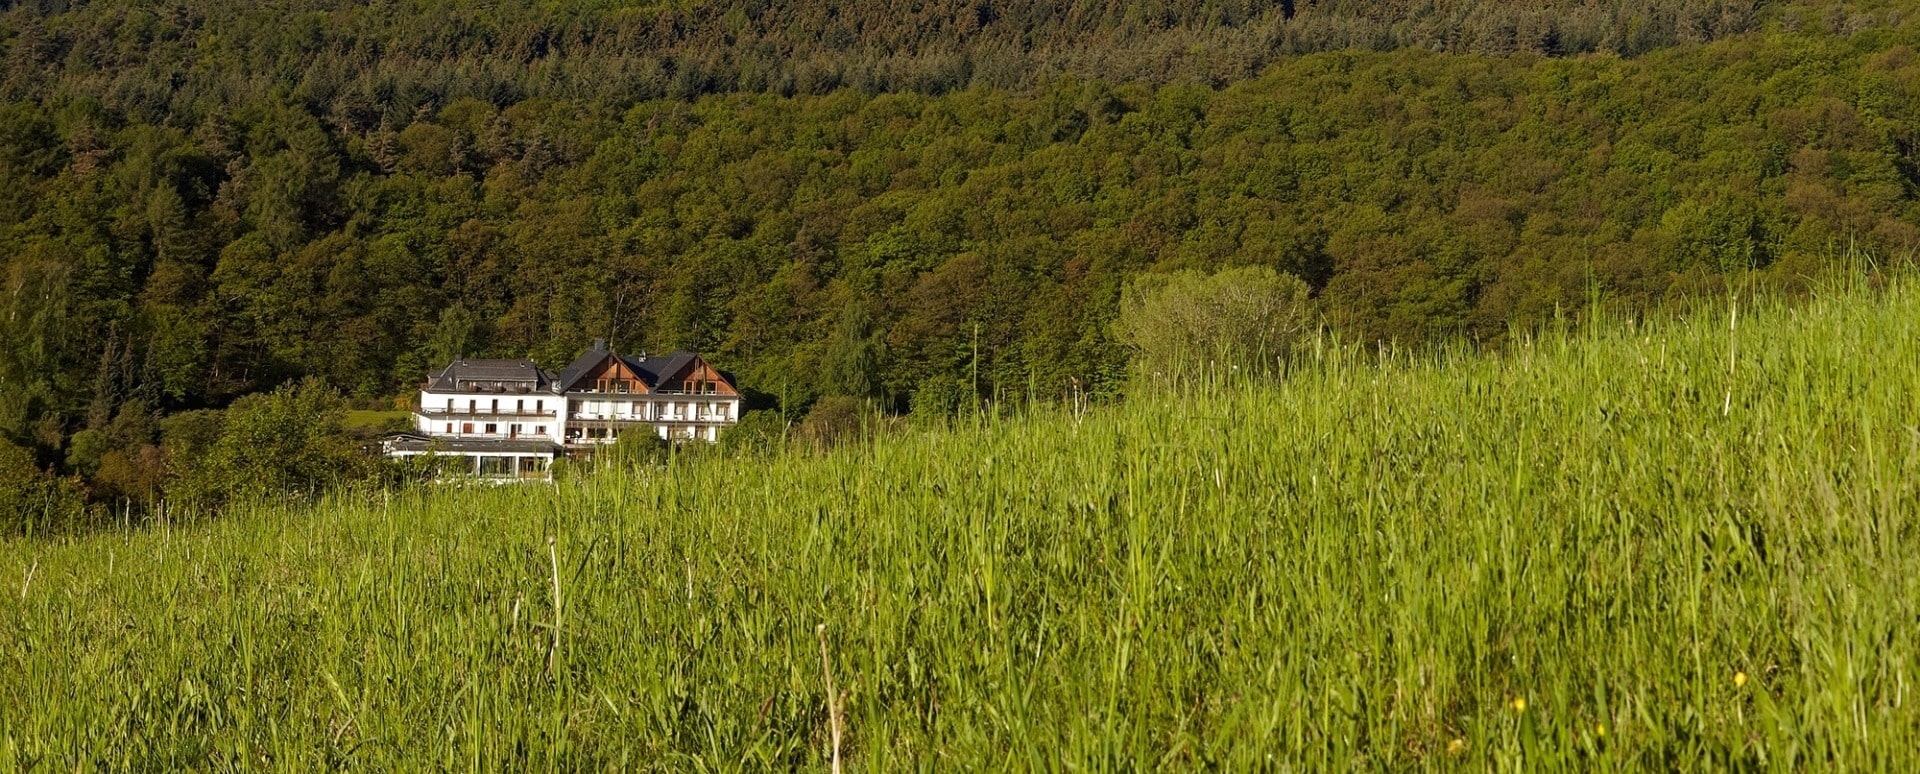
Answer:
3 278 1919 769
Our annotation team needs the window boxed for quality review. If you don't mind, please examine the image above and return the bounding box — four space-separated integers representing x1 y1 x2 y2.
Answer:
535 425 546 435
461 423 473 434
484 423 497 434
444 423 452 433
516 399 524 413
510 424 521 437
536 400 544 413
467 399 476 412
490 399 499 413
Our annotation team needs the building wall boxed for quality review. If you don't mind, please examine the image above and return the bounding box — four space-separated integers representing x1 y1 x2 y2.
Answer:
416 389 567 444
563 393 741 444
408 375 742 451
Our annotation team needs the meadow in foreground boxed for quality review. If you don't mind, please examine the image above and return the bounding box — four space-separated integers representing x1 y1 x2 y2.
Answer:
3 279 1917 769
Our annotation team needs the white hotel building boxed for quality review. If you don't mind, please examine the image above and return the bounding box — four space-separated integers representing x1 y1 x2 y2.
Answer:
383 341 741 478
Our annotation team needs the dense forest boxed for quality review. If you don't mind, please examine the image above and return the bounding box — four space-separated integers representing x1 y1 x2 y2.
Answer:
1 0 1918 514
4 0 1775 115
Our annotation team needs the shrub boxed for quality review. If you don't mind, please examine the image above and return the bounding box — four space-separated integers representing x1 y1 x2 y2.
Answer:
167 380 368 509
797 396 869 451
1112 265 1314 383
721 410 789 455
0 439 86 536
603 430 673 468
909 373 969 426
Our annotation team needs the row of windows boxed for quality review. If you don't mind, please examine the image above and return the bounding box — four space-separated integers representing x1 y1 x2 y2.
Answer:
574 400 733 418
447 423 548 437
565 426 718 441
583 380 723 395
437 415 734 438
435 396 732 410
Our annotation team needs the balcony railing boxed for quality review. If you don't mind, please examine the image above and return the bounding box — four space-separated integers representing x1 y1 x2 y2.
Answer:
570 413 735 424
422 432 553 441
567 412 648 422
417 407 558 418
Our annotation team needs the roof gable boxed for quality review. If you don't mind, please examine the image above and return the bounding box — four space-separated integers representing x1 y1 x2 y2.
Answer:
636 351 738 395
550 344 737 396
555 347 618 392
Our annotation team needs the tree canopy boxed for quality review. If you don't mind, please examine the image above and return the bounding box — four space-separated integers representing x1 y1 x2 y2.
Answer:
3 0 1774 122
0 0 1916 512
1115 266 1314 381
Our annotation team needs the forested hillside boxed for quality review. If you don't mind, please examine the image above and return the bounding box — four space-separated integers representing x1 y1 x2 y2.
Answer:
1 0 1918 512
4 0 1772 113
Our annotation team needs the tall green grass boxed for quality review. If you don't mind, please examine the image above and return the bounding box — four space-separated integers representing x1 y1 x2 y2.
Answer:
3 279 1918 769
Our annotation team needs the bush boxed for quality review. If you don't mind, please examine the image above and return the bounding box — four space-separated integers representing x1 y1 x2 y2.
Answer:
602 430 674 468
1112 265 1314 383
0 439 87 536
721 410 789 455
909 373 969 426
66 401 167 505
167 380 369 509
797 396 870 451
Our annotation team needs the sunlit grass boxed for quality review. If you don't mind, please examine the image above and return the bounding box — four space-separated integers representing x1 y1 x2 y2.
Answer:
342 410 411 432
3 279 1917 769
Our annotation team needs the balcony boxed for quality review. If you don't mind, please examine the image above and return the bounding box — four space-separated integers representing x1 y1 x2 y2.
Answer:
436 431 549 441
567 412 651 423
569 412 734 425
417 407 558 419
654 413 735 424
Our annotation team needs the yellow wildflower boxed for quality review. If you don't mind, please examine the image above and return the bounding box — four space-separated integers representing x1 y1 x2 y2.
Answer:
1510 696 1527 712
1446 738 1467 755
1734 671 1749 688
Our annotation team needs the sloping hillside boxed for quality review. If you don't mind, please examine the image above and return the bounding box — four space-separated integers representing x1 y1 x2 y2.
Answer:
3 276 1915 767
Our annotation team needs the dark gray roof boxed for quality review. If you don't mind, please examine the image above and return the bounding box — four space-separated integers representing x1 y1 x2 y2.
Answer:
385 436 561 455
630 351 697 387
424 358 557 394
554 342 615 393
552 342 712 392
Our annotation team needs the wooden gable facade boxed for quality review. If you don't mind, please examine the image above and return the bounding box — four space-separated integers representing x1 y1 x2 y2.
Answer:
581 354 649 394
656 355 738 396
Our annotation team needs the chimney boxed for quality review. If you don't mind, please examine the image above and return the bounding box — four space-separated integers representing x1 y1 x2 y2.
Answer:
591 338 608 352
